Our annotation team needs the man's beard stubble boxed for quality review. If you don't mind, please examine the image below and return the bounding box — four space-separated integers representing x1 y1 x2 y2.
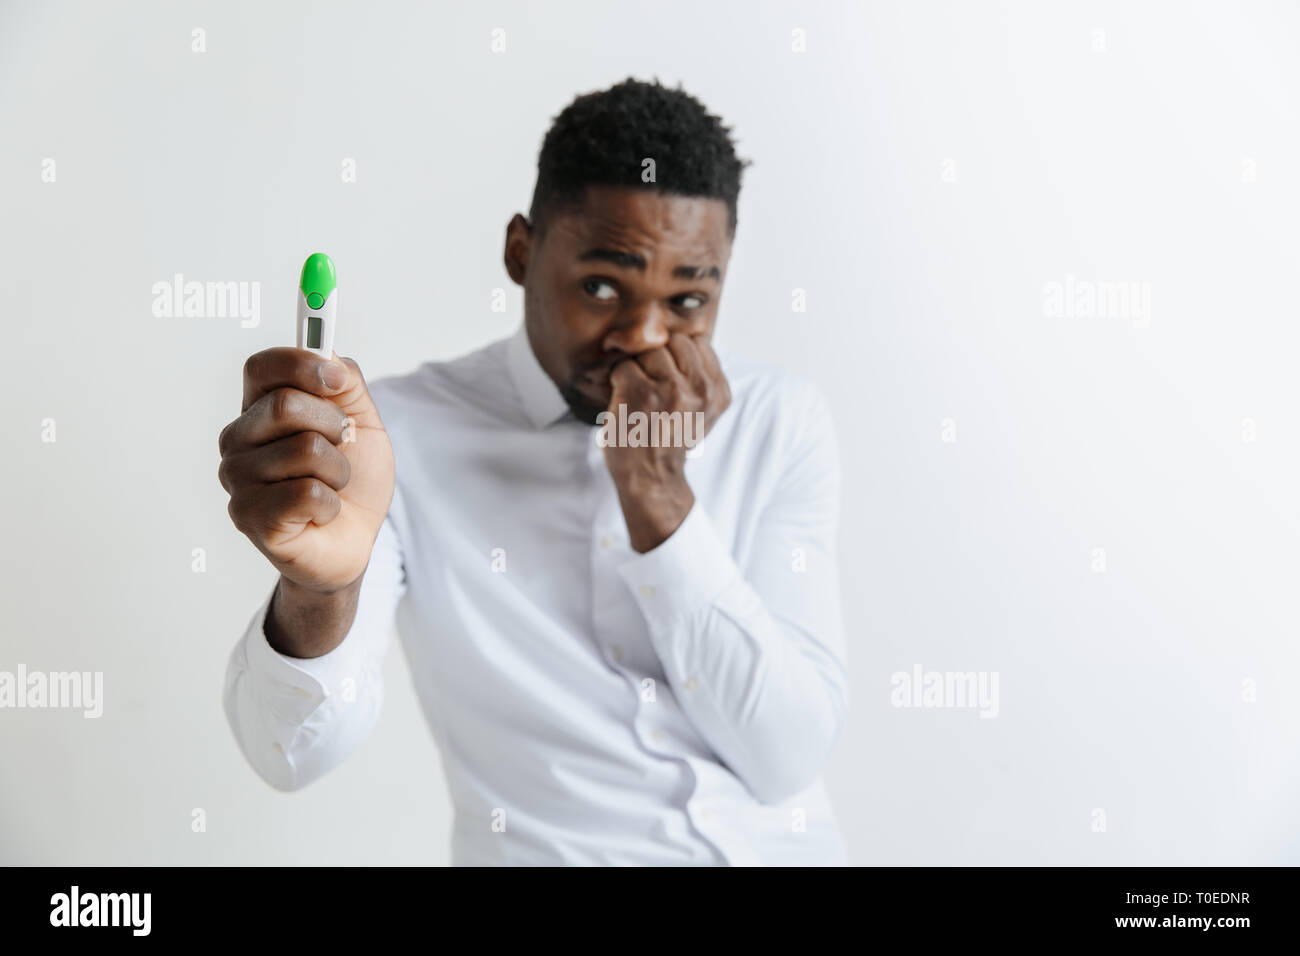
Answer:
559 381 606 427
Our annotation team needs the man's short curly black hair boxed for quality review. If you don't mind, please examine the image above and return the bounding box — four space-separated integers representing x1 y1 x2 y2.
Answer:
528 77 749 237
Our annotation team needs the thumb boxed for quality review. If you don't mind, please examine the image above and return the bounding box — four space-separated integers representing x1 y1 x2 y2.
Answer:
329 356 384 430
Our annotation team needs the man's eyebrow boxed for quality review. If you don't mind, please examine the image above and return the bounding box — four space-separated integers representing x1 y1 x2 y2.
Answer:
577 248 720 281
672 264 721 281
578 248 646 270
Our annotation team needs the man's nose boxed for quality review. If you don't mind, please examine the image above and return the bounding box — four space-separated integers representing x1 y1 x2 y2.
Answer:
602 304 670 355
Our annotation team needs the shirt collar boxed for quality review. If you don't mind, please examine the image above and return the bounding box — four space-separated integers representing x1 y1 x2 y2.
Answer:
505 322 572 428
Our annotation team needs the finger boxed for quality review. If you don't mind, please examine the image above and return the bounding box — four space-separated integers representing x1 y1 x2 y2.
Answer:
242 347 351 412
609 355 654 403
693 337 729 411
218 430 352 493
219 387 351 456
228 477 342 536
633 347 679 382
691 334 725 382
666 333 708 389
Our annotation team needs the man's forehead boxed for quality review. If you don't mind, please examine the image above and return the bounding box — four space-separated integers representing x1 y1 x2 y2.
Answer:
548 187 731 256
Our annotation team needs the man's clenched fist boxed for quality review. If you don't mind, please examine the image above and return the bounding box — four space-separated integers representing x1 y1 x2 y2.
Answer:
602 332 731 552
217 348 395 595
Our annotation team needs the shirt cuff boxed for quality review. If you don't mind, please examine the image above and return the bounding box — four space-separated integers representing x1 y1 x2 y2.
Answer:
240 587 371 733
616 501 741 627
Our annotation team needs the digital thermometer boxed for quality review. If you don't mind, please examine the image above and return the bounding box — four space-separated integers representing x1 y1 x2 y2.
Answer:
296 252 338 357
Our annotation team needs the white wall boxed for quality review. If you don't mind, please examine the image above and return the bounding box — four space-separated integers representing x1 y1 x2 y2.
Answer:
2 0 1296 865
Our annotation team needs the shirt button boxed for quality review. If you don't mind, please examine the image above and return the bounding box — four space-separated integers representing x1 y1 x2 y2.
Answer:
611 644 624 663
651 729 665 743
291 686 312 699
599 535 613 550
272 742 285 755
683 678 698 692
638 584 656 598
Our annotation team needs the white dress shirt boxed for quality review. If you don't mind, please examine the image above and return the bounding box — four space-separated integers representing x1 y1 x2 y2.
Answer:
223 324 850 865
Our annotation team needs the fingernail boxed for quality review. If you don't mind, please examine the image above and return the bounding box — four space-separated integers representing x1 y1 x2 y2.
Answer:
321 362 347 391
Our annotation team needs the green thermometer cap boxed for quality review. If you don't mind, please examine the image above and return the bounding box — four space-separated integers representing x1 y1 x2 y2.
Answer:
300 253 337 310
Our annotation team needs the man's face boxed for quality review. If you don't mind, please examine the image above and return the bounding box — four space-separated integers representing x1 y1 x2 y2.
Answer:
504 186 733 425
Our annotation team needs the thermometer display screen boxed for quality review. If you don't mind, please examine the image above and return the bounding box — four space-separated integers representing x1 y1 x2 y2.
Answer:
306 316 322 349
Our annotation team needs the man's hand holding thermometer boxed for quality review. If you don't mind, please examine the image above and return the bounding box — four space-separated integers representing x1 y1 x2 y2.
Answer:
217 254 395 658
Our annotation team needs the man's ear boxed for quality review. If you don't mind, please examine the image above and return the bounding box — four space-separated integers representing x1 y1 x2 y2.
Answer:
503 213 533 287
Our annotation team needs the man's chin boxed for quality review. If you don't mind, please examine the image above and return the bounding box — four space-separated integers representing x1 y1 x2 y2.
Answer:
559 385 607 427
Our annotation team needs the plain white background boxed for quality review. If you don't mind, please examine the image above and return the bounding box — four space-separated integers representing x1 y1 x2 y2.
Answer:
2 0 1297 865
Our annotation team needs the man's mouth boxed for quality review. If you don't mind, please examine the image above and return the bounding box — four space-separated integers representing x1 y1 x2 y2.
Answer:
576 355 641 406
579 360 621 390
578 372 613 404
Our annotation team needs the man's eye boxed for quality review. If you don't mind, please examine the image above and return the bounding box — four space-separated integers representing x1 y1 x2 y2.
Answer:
583 279 618 301
674 294 706 310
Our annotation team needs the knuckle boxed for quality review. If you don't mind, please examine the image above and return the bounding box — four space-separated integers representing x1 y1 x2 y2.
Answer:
294 477 319 505
302 430 329 460
242 351 267 385
217 420 235 456
304 477 329 504
227 498 251 536
269 387 298 422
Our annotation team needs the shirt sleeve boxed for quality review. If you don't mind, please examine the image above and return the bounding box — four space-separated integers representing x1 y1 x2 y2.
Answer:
616 385 849 805
222 489 408 792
